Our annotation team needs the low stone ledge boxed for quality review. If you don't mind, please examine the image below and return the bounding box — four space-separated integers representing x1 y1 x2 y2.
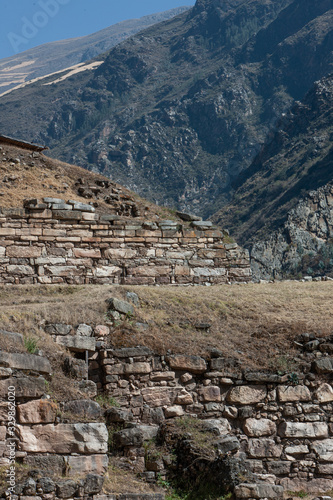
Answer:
0 352 51 375
55 335 96 352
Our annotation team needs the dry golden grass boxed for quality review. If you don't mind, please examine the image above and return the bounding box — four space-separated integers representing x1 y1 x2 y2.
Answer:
104 458 164 495
0 143 178 220
0 281 332 370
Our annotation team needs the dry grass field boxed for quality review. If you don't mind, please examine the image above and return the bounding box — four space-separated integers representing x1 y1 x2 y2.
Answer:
0 280 332 371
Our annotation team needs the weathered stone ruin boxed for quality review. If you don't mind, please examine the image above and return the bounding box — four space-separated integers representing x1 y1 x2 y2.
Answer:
2 315 333 499
0 197 251 285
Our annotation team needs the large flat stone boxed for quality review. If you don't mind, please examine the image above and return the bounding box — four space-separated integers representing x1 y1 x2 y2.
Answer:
0 352 51 374
55 335 96 352
0 377 46 398
278 422 328 438
167 355 207 374
111 347 152 358
235 484 283 499
17 423 108 453
227 385 267 404
312 438 333 460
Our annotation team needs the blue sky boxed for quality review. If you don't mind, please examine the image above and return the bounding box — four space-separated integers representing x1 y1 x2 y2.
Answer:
0 0 194 60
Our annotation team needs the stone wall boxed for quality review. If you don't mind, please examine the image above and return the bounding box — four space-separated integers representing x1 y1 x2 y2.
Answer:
0 197 251 285
0 331 108 500
92 343 333 496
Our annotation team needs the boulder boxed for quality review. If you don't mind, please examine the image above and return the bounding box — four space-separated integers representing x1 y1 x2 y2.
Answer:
216 435 240 455
24 455 65 475
37 477 55 493
312 357 333 373
76 324 93 336
141 387 180 407
44 323 72 335
106 298 134 316
202 419 231 435
124 362 151 374
164 405 184 418
198 385 221 402
0 329 23 345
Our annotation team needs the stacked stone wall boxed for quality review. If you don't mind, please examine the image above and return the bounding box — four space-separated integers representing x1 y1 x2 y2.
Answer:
92 345 333 495
0 198 251 285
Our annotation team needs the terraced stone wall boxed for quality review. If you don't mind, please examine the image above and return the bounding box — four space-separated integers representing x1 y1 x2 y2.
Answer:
92 344 333 496
0 198 251 285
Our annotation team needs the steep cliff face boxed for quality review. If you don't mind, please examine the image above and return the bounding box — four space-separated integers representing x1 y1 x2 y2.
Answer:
251 183 333 280
0 0 331 217
213 75 333 245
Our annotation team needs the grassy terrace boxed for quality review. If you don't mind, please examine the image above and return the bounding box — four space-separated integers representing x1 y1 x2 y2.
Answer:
0 281 332 371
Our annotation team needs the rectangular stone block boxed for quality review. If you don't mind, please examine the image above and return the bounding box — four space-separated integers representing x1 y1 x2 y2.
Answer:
55 335 96 352
247 439 282 458
168 354 207 374
279 422 328 438
124 363 152 375
7 265 34 275
0 352 51 374
17 423 108 453
141 387 181 407
6 246 42 258
73 248 101 258
0 377 46 398
65 454 108 475
277 385 311 402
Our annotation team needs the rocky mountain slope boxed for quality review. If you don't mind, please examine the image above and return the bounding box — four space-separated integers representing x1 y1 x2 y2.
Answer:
0 0 332 218
213 75 333 245
0 7 191 95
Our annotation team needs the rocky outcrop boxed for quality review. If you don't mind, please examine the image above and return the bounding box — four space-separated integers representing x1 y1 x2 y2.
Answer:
251 183 333 280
